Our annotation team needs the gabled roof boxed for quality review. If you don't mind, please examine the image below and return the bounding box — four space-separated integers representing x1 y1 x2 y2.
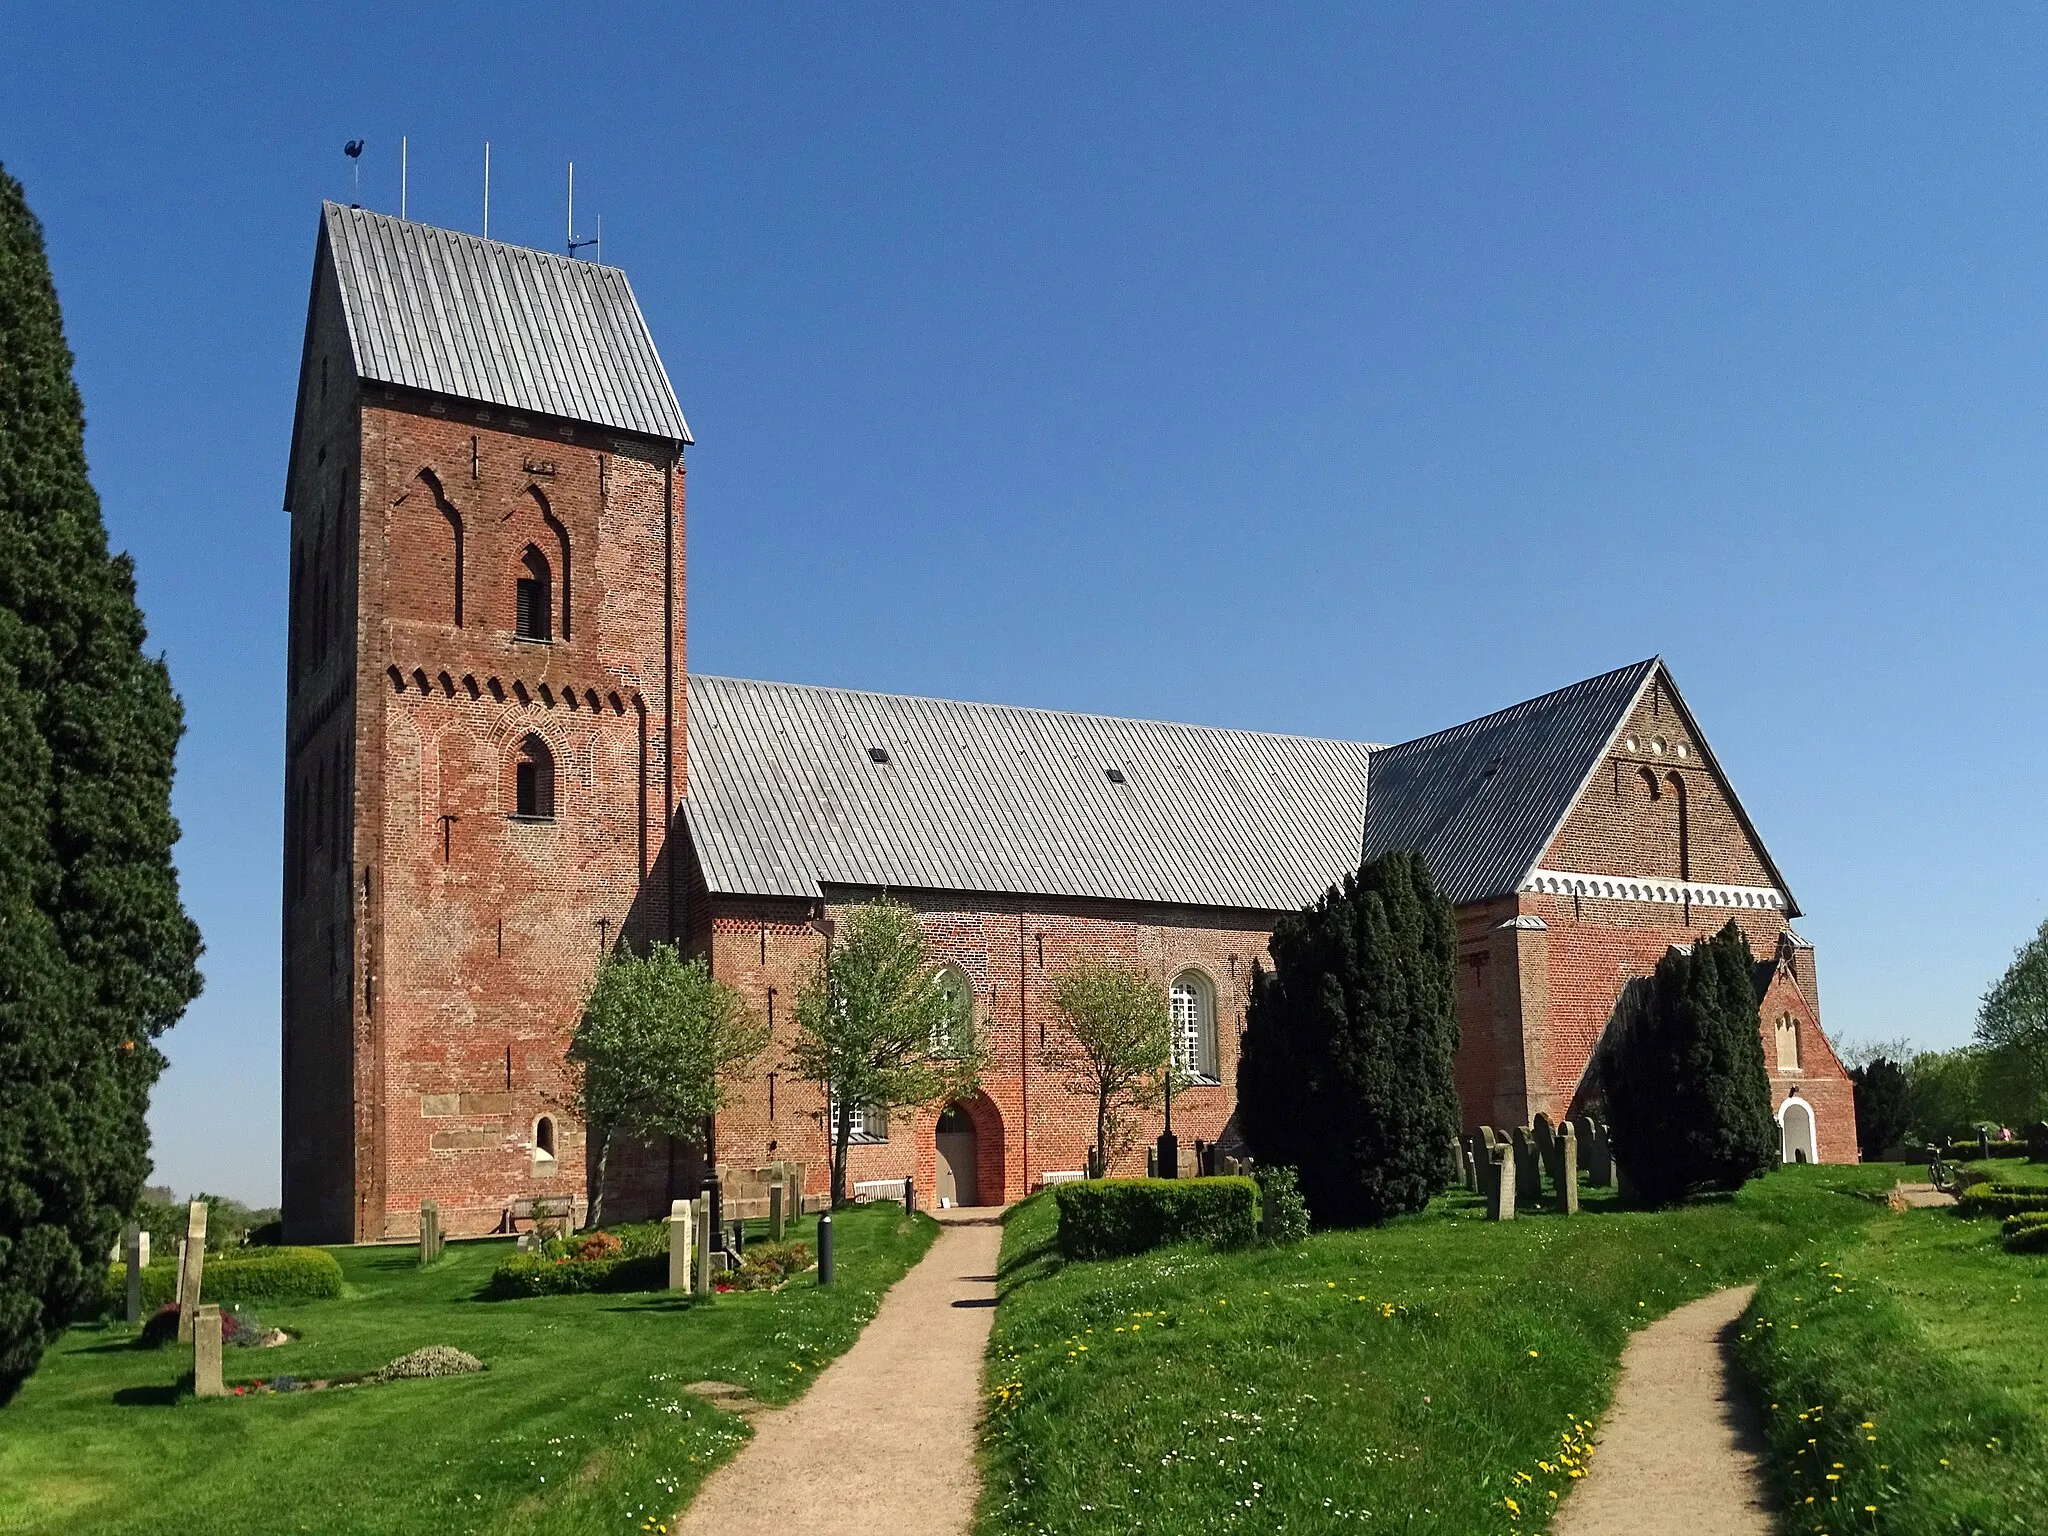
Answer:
317 203 690 443
683 674 1375 910
1360 660 1659 906
1360 657 1799 913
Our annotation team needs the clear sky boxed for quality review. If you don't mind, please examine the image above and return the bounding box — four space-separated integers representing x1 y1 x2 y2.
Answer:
5 4 2045 1204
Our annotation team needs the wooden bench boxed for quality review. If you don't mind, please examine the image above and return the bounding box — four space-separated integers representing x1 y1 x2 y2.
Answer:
498 1194 575 1233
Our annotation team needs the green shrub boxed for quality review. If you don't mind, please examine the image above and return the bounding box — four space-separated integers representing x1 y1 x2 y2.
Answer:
722 1240 811 1291
1253 1164 1310 1244
2004 1222 2048 1255
104 1247 343 1313
1956 1182 2048 1219
1053 1177 1256 1260
484 1252 665 1299
1983 1141 2031 1159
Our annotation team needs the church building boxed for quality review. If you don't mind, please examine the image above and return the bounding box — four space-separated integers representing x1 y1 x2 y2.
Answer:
281 206 1853 1243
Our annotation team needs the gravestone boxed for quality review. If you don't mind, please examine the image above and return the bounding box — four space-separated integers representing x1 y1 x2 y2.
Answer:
418 1199 442 1267
1446 1137 1465 1187
1556 1122 1580 1215
1475 1130 1499 1206
174 1238 187 1303
193 1303 225 1398
1512 1127 1542 1199
2029 1122 2048 1163
1461 1134 1481 1193
123 1224 143 1326
769 1183 786 1242
693 1194 713 1297
176 1201 208 1343
1487 1144 1517 1221
1146 1146 1158 1178
1589 1122 1613 1188
1533 1113 1556 1168
667 1199 693 1291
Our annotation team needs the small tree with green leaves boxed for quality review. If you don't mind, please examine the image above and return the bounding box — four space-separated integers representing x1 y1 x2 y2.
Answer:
1601 920 1778 1206
790 899 988 1207
1043 959 1172 1175
1976 918 2048 1127
566 942 767 1227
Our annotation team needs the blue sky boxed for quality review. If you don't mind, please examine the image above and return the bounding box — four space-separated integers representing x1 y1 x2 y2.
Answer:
6 4 2045 1202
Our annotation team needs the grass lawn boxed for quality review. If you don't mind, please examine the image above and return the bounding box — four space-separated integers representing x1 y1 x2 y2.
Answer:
1737 1183 2048 1536
0 1204 935 1536
977 1164 1898 1536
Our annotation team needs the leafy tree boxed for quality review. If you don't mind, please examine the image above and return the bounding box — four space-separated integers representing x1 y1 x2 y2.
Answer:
1849 1057 1913 1159
0 165 202 1401
1043 959 1172 1175
1976 918 2048 1126
1904 1047 1992 1144
566 942 767 1227
789 899 987 1207
1601 920 1778 1205
1237 850 1460 1227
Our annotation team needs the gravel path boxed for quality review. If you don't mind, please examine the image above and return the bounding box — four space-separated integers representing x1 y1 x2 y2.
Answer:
675 1207 1004 1536
1553 1285 1774 1536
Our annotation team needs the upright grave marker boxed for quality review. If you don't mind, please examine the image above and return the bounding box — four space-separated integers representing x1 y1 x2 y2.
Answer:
418 1199 443 1266
193 1303 225 1397
1487 1143 1517 1221
768 1183 785 1242
176 1201 208 1343
122 1224 143 1326
1556 1122 1580 1215
1512 1127 1542 1200
668 1199 693 1291
693 1193 713 1297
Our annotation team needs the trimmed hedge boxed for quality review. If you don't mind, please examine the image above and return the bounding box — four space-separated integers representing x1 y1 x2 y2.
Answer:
104 1247 344 1313
1956 1182 2048 1219
1053 1177 1257 1260
484 1252 665 1299
2004 1221 2048 1255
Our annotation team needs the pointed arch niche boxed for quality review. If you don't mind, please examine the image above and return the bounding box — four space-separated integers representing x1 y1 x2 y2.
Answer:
507 486 571 642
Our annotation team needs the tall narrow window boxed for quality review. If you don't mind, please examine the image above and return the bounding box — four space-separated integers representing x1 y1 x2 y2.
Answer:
533 1116 556 1161
515 547 552 641
1668 772 1689 882
1170 971 1220 1083
514 735 555 820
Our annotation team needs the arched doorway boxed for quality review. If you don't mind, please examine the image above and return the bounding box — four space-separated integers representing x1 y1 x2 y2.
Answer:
935 1092 1006 1206
1780 1096 1817 1165
936 1105 978 1207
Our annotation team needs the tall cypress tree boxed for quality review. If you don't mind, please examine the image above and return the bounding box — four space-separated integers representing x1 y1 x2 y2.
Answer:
1238 850 1459 1227
1603 919 1777 1206
0 165 202 1399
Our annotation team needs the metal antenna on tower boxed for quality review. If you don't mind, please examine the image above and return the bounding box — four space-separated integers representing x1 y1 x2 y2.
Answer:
344 140 365 207
483 142 491 237
567 161 599 259
401 135 408 220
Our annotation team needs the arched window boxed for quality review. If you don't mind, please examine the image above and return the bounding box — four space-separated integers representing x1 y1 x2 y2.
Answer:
515 546 552 641
533 1116 556 1162
514 735 555 820
932 965 974 1056
1169 970 1219 1083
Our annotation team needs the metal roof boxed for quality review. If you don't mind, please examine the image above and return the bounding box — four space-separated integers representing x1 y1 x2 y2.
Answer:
683 675 1375 910
1360 659 1659 906
320 203 690 443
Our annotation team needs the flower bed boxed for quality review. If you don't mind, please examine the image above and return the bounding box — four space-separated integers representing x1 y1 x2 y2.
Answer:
716 1240 811 1292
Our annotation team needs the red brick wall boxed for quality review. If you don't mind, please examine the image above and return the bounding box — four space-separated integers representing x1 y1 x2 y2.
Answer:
648 887 1277 1212
282 303 687 1240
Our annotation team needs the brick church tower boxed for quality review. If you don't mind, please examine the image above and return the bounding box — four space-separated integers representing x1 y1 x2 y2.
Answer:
282 206 691 1242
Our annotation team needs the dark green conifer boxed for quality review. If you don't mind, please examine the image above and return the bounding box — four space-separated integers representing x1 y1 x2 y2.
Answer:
0 165 202 1399
1238 850 1459 1226
1850 1056 1912 1160
1603 919 1777 1206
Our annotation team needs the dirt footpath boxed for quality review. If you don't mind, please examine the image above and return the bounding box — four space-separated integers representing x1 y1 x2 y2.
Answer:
675 1207 1004 1536
1552 1285 1773 1536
